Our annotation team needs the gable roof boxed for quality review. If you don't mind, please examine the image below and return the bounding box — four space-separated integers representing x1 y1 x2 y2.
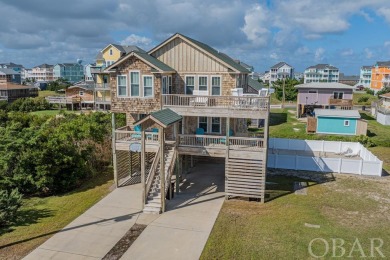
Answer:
0 68 20 75
271 62 292 69
314 109 360 118
104 51 175 73
148 33 250 73
34 64 53 69
361 65 372 70
305 64 338 70
248 78 265 91
375 61 390 67
295 82 354 90
134 108 182 128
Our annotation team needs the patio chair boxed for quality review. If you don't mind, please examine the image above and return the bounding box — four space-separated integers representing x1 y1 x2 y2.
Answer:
131 125 142 139
335 147 351 155
146 128 158 140
196 128 205 143
345 150 360 157
220 129 234 144
190 90 209 106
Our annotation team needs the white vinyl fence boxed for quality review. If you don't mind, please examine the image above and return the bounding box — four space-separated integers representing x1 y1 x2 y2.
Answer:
268 138 383 176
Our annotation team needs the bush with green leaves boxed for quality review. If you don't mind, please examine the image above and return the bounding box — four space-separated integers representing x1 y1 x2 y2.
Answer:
365 88 375 95
357 96 369 103
377 86 390 97
8 97 51 112
0 189 23 226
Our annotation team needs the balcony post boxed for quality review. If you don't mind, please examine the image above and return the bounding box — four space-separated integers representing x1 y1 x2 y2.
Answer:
141 128 146 206
111 113 118 188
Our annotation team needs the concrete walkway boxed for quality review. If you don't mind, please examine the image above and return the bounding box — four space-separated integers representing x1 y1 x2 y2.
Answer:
25 162 225 260
121 163 225 260
24 184 144 260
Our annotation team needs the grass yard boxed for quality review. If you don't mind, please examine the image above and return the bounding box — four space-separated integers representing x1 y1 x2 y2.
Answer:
0 172 113 259
353 92 378 106
38 90 62 98
202 174 390 259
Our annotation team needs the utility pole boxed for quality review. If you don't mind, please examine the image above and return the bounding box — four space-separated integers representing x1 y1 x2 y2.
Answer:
281 77 286 109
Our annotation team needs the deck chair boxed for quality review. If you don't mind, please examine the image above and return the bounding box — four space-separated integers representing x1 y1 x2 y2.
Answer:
131 125 142 139
190 90 209 106
220 129 234 144
345 150 360 157
196 128 205 142
146 128 158 140
335 147 351 155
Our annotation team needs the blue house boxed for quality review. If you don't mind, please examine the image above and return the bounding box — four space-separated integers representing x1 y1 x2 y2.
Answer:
314 109 366 136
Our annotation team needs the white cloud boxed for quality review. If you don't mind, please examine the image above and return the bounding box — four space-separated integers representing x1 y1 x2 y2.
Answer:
270 53 279 60
364 48 373 59
377 7 390 23
315 48 325 62
384 41 390 47
120 34 153 49
241 4 270 47
341 49 354 56
295 46 310 55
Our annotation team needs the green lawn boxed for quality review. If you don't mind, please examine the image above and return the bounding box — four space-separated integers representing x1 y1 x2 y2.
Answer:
38 90 62 98
353 92 378 106
202 174 390 259
0 172 113 259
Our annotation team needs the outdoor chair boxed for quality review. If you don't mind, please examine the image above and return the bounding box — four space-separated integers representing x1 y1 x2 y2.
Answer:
345 150 360 157
335 147 351 155
220 129 234 144
190 90 209 106
196 128 205 143
146 128 158 141
131 125 142 139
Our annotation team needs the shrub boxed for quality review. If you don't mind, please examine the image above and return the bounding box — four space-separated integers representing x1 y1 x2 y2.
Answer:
358 96 369 103
365 88 375 95
354 135 376 147
8 97 51 112
0 189 23 226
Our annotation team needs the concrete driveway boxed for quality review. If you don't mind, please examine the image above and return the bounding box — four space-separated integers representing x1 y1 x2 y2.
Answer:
121 162 225 260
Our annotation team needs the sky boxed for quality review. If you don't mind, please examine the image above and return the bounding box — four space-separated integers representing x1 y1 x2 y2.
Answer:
0 0 390 75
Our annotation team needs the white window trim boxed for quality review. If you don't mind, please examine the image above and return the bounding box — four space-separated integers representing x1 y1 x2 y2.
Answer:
211 75 222 96
117 74 128 97
197 117 221 134
142 75 154 98
129 70 141 97
198 75 208 93
344 120 350 127
79 91 84 96
185 75 196 95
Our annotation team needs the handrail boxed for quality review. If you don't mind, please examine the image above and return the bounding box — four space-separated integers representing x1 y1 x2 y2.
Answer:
145 147 161 201
178 134 265 150
164 147 177 197
162 94 269 111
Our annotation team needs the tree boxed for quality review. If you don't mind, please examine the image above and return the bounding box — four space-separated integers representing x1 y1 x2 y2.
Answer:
272 78 300 101
377 86 390 97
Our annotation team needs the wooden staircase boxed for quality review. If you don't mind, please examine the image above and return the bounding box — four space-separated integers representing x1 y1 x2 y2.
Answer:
143 146 176 214
225 154 266 201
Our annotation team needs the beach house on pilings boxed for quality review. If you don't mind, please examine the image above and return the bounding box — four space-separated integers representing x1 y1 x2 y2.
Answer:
107 33 270 214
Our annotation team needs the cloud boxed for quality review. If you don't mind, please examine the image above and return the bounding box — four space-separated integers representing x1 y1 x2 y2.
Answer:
120 34 153 49
377 7 390 23
341 49 354 56
364 48 374 59
295 46 310 55
384 41 390 47
241 4 270 47
315 48 325 62
270 53 279 60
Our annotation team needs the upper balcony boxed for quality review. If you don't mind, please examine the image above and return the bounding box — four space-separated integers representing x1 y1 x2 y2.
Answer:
161 94 270 119
382 77 390 83
95 83 110 90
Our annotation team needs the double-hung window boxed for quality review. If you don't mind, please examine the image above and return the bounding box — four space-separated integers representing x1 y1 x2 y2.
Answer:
130 71 140 97
143 76 153 97
211 76 221 95
162 76 168 94
185 76 195 95
198 117 207 132
211 117 221 133
198 76 208 91
117 75 127 96
333 92 343 99
168 76 172 94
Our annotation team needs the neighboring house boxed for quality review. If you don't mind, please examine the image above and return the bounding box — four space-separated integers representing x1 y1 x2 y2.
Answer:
304 64 339 83
260 71 271 85
370 61 390 91
339 73 360 86
53 63 84 82
84 63 95 82
372 92 390 125
0 83 38 103
30 64 54 82
90 44 144 111
21 68 32 82
46 82 96 110
295 82 354 118
0 62 24 73
294 72 304 81
269 62 294 85
359 66 372 88
0 68 22 84
309 109 367 136
105 33 270 213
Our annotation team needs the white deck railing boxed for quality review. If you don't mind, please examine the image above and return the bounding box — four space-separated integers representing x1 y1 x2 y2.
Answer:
115 129 159 144
162 94 269 111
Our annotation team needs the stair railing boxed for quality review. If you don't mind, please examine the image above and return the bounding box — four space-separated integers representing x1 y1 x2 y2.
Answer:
164 147 178 197
145 147 161 201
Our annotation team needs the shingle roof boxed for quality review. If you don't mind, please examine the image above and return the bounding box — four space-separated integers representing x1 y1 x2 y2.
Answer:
0 83 37 90
375 61 390 67
177 34 250 73
134 108 182 128
361 65 372 70
248 78 264 91
271 62 292 69
306 64 338 70
0 62 23 68
34 64 53 69
295 82 355 89
0 68 20 75
314 109 361 118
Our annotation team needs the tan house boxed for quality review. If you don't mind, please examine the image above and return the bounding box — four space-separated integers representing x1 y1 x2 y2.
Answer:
106 33 270 214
